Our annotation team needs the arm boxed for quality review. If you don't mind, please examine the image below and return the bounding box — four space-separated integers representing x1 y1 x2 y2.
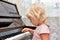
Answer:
22 28 35 35
40 33 50 40
38 24 50 40
28 28 35 35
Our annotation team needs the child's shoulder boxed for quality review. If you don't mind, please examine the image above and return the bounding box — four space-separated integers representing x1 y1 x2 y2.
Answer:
35 24 50 34
37 24 49 29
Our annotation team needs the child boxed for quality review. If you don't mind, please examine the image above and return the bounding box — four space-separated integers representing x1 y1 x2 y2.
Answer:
22 4 50 40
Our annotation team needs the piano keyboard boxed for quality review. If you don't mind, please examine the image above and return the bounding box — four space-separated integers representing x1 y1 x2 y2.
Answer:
5 32 31 40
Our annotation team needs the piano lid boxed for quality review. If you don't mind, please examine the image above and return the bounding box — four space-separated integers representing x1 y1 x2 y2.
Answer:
0 1 20 18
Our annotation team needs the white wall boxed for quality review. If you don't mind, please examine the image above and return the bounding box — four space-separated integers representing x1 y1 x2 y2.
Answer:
4 0 60 17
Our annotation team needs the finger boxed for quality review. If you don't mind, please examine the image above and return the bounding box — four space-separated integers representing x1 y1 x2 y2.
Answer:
22 29 24 32
22 28 27 32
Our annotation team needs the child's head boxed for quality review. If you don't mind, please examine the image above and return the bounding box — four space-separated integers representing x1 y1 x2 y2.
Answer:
26 3 48 26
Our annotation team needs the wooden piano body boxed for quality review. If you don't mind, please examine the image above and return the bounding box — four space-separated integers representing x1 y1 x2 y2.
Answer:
0 1 35 40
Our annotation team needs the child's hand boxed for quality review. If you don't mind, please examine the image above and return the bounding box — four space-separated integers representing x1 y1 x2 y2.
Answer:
22 28 34 35
22 28 30 32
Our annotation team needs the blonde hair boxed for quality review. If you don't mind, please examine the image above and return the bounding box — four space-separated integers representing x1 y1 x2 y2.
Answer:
26 3 48 24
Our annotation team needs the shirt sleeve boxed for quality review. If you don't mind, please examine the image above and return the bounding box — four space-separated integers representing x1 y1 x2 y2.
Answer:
38 25 50 34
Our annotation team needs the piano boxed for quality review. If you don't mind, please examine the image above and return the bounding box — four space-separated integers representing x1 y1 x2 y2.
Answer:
0 0 36 40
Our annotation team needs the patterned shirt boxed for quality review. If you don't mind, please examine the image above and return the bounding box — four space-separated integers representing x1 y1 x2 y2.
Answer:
32 24 50 40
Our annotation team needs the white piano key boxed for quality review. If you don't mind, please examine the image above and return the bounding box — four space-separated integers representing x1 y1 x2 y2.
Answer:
5 32 31 40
